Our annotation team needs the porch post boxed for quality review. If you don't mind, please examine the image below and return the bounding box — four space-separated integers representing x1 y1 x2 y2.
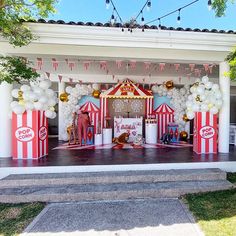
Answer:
58 81 65 140
219 61 230 153
0 82 13 157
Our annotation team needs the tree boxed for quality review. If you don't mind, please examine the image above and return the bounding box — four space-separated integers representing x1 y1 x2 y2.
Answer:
212 0 235 17
0 0 58 47
0 56 39 84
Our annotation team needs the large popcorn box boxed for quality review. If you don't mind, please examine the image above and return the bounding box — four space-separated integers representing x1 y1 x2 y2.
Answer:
12 110 48 159
193 112 218 154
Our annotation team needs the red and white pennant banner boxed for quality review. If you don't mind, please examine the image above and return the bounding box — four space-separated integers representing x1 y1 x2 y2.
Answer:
36 58 43 70
144 62 151 70
159 63 165 71
52 58 59 71
100 61 107 70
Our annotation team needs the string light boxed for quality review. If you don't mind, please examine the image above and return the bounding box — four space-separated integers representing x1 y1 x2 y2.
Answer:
134 0 152 24
105 0 110 10
208 0 212 10
111 7 115 24
177 9 181 24
158 18 161 28
147 0 151 11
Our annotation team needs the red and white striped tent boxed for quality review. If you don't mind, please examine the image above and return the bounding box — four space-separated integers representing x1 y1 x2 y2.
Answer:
80 101 100 134
153 103 175 140
100 79 153 128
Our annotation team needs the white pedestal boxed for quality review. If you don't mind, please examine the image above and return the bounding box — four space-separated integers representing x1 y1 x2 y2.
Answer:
103 128 112 144
95 134 103 146
145 123 157 144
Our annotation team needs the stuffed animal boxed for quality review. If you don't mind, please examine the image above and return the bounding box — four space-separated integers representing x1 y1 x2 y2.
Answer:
160 132 172 144
133 134 144 146
113 132 130 144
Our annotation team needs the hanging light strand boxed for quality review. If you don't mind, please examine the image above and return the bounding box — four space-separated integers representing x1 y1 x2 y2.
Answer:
145 0 199 26
134 0 152 22
108 0 123 24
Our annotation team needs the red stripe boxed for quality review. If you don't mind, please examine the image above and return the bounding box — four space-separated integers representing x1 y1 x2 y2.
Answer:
197 112 202 153
108 84 121 96
44 112 48 156
22 112 28 159
213 114 218 152
32 111 38 158
12 113 17 158
205 112 210 153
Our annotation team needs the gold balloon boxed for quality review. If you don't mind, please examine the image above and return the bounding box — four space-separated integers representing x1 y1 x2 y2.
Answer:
92 90 101 99
19 100 25 106
165 80 174 90
195 95 201 102
18 90 23 101
180 131 188 141
59 92 69 102
182 114 189 122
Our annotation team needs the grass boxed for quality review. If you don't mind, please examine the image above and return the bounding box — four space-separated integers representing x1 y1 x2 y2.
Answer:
227 173 236 183
0 202 45 236
183 188 236 236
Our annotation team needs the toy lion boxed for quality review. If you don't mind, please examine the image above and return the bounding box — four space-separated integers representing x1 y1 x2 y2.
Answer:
113 132 130 145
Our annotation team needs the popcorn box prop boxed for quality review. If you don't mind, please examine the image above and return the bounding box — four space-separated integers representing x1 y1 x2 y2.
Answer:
12 110 48 159
193 112 218 154
167 123 179 142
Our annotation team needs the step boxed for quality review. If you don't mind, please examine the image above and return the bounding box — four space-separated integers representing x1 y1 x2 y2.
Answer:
0 180 233 203
0 168 227 188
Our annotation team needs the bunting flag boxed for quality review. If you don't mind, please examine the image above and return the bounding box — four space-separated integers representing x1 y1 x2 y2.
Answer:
68 61 75 71
159 63 165 71
203 64 209 72
174 64 180 72
100 61 107 70
144 62 151 70
69 78 73 83
189 63 195 71
52 58 59 71
116 60 122 69
130 60 136 69
83 61 91 70
65 59 69 64
194 69 201 77
58 75 63 82
209 65 213 74
45 72 50 79
36 58 43 70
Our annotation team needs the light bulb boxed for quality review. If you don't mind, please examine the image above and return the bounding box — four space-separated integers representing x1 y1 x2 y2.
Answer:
177 16 181 24
208 0 212 10
111 14 115 24
106 0 110 9
147 1 151 11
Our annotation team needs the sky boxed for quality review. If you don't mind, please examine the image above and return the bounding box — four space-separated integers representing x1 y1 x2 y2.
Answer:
47 0 236 30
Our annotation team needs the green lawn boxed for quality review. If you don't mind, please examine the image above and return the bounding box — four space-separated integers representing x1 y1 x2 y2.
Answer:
227 173 236 183
0 202 45 236
184 187 236 236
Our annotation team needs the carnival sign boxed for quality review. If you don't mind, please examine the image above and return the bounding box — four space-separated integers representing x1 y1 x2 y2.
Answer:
199 126 215 139
15 127 35 142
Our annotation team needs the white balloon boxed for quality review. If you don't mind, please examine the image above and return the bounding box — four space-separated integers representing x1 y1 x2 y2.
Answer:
48 98 57 107
38 96 48 104
186 111 195 120
212 84 219 91
197 86 205 95
215 91 222 99
92 83 100 90
180 88 186 95
200 104 208 112
33 87 44 96
28 92 38 102
25 102 34 110
34 102 44 110
39 80 51 89
22 91 31 101
215 100 223 108
205 81 213 90
11 89 20 98
20 84 30 92
45 110 53 118
45 89 55 97
10 101 19 109
65 86 73 94
192 104 200 112
210 106 218 114
202 76 209 84
13 105 25 115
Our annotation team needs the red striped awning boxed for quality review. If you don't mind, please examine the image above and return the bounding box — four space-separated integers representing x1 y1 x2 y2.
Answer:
153 103 174 114
100 79 153 98
80 101 100 112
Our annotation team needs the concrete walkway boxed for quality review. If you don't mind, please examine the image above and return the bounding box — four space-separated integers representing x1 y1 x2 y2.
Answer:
21 199 204 236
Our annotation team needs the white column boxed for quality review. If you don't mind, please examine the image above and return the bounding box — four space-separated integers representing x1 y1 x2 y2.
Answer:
58 81 65 140
0 82 13 157
219 61 230 153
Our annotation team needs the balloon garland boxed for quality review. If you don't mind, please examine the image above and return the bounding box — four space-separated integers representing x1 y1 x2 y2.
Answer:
11 79 57 119
60 83 98 141
151 82 190 131
185 76 222 120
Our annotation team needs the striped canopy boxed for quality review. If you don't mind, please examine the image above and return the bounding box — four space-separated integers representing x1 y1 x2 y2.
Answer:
153 103 174 114
100 79 153 98
80 101 100 113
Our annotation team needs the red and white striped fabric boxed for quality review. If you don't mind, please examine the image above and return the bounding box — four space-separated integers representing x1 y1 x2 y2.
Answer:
100 79 153 98
12 110 48 159
153 103 174 140
145 97 154 118
80 101 100 134
193 112 218 154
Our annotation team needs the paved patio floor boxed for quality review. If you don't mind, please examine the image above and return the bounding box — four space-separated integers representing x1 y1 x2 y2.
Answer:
22 198 203 236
